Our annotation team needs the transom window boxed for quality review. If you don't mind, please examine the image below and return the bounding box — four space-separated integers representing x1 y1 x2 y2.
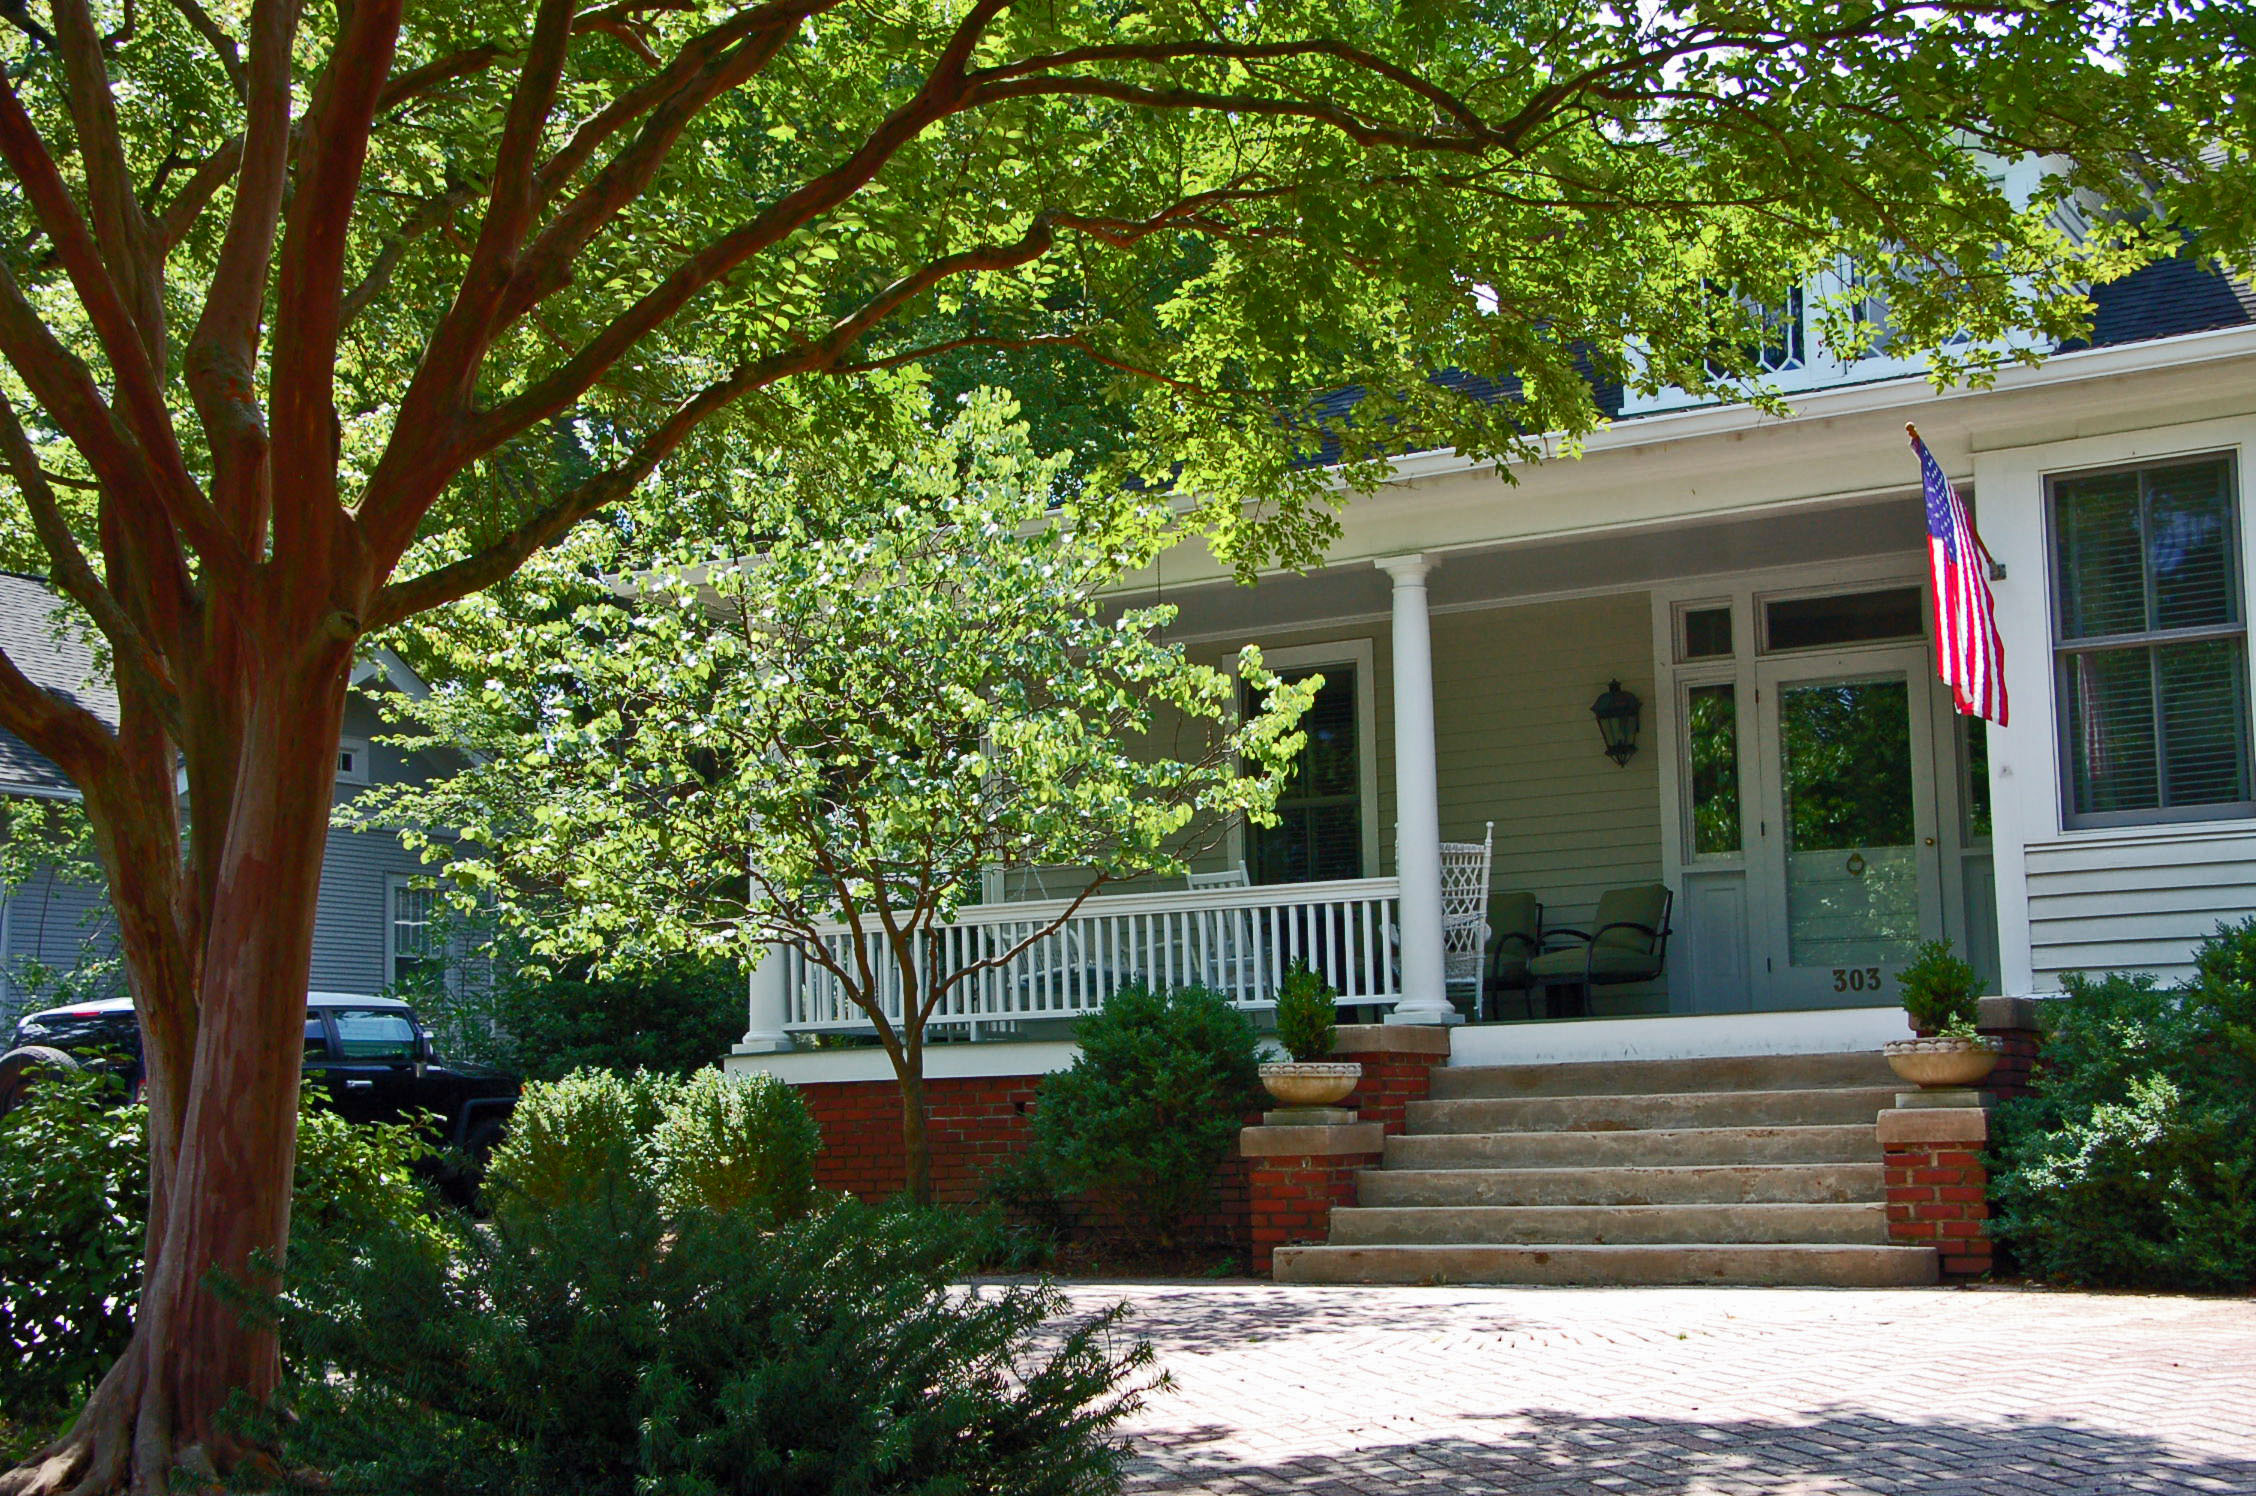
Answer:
2050 454 2252 827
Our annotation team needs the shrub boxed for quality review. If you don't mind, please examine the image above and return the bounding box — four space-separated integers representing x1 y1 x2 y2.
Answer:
483 1067 682 1219
1896 938 1982 1035
1989 920 2256 1292
488 957 749 1082
0 1068 144 1429
1033 983 1262 1246
1271 960 1337 1062
650 1069 821 1221
274 1178 1149 1495
0 1074 436 1442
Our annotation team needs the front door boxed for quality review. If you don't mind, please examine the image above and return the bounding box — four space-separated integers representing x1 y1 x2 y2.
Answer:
1752 648 1945 1008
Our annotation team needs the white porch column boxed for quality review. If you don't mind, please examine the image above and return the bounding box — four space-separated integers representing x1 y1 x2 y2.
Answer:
739 943 793 1053
1377 553 1460 1026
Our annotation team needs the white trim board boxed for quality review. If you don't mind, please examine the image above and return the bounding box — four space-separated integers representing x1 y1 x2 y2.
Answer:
1449 1006 1913 1066
724 1039 1081 1086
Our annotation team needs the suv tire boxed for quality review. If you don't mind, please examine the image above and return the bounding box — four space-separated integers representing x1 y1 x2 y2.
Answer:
0 1044 84 1118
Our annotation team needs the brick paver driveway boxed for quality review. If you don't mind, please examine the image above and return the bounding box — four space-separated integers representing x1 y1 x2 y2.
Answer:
1051 1282 2256 1494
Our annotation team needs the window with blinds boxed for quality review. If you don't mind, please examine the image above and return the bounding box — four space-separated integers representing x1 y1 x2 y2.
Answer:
1247 666 1363 884
2050 455 2253 827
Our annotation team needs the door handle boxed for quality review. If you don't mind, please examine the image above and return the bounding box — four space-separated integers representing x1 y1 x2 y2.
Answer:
343 1079 375 1089
1923 837 1936 846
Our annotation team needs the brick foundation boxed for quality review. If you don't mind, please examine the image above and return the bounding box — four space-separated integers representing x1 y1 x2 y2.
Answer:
1241 1121 1386 1275
789 1069 1251 1253
1877 1107 1993 1279
1335 1024 1453 1136
796 1073 1041 1205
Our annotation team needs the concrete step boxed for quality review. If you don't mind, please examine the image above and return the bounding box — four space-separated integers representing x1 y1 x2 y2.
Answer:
1272 1242 1939 1288
1404 1086 1897 1135
1430 1050 1900 1100
1384 1123 1883 1170
1356 1161 1885 1208
1328 1201 1888 1247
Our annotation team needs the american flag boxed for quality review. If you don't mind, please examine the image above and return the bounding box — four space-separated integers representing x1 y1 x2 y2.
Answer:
1911 424 2008 725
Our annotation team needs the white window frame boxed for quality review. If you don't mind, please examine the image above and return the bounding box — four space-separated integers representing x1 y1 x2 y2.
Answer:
385 875 440 990
2044 450 2253 830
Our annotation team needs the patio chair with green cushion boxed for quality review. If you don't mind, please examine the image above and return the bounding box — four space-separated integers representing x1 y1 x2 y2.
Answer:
1526 884 1673 1019
1481 892 1543 1021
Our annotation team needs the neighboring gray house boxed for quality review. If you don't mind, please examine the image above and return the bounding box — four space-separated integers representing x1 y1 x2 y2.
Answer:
0 572 467 1020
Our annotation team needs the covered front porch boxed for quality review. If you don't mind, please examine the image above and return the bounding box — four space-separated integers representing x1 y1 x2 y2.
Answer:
741 472 2002 1055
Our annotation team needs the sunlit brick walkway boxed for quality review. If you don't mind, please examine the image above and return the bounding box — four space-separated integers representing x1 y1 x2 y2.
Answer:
1052 1281 2256 1494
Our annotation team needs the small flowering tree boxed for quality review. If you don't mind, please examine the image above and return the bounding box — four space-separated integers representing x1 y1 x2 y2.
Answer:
363 393 1316 1203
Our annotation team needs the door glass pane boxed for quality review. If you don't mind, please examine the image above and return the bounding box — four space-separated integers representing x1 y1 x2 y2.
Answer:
1250 667 1361 884
2061 648 2159 814
2157 639 2252 806
1779 678 1921 968
1685 682 1740 855
1960 716 1992 844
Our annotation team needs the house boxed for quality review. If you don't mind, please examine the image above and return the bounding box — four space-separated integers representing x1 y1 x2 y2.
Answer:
726 221 2256 1283
0 573 470 1021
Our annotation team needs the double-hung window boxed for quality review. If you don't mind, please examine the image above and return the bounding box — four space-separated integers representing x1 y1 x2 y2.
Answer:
2051 454 2253 826
388 878 443 989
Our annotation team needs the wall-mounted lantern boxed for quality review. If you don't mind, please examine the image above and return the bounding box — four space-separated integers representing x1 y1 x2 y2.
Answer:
1590 679 1642 767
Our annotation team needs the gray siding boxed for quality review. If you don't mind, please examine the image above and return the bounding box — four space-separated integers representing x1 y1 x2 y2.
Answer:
3 689 464 1016
2025 827 2256 989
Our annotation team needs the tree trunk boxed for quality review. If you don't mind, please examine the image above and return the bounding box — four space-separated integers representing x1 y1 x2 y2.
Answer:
6 653 349 1496
897 1060 931 1208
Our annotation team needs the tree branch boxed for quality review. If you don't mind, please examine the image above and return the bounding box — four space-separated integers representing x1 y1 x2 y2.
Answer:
52 0 166 369
266 0 406 568
164 0 247 101
0 390 183 737
184 0 301 551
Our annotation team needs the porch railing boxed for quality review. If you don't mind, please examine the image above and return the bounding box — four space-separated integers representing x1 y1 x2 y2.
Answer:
780 876 1403 1033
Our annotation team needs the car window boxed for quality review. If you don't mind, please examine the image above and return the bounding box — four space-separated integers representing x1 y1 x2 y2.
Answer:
304 1014 330 1059
16 1011 140 1056
327 1008 417 1061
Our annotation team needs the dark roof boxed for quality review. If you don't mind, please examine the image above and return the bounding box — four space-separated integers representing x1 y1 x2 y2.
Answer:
1307 257 2256 465
0 574 117 796
2072 254 2256 350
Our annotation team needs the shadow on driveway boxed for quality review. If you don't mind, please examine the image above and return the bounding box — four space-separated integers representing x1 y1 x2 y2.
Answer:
1126 1405 2256 1494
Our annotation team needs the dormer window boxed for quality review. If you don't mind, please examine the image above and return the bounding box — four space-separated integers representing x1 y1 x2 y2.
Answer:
336 737 371 785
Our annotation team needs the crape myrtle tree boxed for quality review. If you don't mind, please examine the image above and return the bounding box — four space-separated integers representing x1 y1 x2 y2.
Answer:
355 389 1320 1208
0 0 2245 1485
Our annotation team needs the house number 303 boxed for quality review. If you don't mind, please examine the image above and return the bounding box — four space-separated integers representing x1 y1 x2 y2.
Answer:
1832 967 1883 992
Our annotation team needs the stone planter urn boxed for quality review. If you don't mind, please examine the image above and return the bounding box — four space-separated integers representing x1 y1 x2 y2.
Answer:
1258 1061 1363 1109
1884 1035 2001 1089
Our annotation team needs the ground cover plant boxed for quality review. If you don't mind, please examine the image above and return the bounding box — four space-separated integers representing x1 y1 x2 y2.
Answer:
2 0 2253 1481
269 1070 1150 1496
1989 919 2256 1292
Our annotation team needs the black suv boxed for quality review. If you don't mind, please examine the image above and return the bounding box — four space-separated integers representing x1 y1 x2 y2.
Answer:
1 992 519 1158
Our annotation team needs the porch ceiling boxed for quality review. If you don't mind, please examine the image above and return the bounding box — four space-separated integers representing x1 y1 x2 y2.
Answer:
1153 493 1923 639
